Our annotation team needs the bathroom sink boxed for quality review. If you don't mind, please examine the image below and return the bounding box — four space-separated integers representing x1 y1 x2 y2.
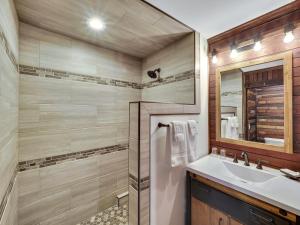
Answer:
223 161 276 183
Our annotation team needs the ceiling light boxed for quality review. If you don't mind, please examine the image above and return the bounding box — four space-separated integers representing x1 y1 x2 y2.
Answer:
284 23 295 43
88 17 105 31
253 41 262 51
212 49 218 64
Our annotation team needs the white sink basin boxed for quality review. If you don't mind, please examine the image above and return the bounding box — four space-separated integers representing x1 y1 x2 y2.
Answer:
223 161 276 183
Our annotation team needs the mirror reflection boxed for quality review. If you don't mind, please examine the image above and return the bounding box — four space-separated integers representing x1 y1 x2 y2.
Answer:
220 60 284 146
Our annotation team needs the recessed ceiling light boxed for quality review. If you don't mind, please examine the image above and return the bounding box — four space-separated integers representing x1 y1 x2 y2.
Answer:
88 17 105 31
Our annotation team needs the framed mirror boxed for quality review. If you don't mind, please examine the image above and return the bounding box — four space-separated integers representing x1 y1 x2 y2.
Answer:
215 51 293 153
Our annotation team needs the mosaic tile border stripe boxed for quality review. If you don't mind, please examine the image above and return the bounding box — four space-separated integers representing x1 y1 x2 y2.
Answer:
0 24 18 71
143 70 195 89
19 65 194 89
129 174 139 191
0 166 18 223
140 176 150 191
18 143 128 172
129 174 150 191
19 65 143 89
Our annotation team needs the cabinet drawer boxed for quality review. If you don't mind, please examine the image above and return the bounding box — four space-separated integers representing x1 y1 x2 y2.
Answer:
191 179 291 225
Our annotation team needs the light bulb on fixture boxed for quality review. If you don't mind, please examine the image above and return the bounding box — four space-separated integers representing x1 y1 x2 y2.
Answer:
230 48 238 58
284 31 294 43
230 42 238 58
212 49 218 64
88 17 105 31
253 41 262 51
283 23 295 43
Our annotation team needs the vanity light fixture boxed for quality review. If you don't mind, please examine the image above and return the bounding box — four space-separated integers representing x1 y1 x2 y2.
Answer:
88 17 105 31
212 49 218 64
230 43 238 58
283 23 295 43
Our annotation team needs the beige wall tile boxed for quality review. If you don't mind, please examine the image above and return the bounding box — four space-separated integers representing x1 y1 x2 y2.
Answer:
0 178 18 225
19 189 71 225
20 23 142 82
141 33 195 104
129 138 138 179
0 2 18 224
129 185 138 225
140 188 150 225
142 33 194 82
0 0 18 59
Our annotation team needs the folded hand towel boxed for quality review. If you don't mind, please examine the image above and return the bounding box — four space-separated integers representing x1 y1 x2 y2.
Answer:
187 120 199 162
169 121 188 167
187 120 198 136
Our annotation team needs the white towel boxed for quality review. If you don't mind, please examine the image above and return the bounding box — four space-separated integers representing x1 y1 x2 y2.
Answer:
187 120 199 162
169 121 188 167
187 120 198 136
221 119 227 138
225 117 239 139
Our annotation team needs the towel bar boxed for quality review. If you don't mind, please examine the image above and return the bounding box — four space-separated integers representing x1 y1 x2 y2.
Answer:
158 122 170 128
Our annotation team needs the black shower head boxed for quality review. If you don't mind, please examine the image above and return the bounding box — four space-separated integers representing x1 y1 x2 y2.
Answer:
147 68 160 79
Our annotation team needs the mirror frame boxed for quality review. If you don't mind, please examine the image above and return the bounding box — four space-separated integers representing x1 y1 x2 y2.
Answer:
215 51 293 154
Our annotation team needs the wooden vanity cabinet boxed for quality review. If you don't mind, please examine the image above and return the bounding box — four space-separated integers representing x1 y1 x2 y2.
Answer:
192 197 242 225
187 173 299 225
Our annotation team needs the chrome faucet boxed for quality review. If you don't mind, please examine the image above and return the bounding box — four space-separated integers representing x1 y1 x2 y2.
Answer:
241 152 250 166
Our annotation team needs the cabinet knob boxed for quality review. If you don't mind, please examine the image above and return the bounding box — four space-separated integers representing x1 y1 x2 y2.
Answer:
218 217 223 225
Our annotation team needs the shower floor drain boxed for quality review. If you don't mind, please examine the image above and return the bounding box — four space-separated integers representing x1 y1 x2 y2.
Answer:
79 204 128 225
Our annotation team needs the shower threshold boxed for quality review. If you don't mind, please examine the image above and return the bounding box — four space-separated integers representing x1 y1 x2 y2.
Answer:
78 204 128 225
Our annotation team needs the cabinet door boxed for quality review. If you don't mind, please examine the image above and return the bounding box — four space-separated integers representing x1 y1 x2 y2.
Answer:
210 207 229 225
191 197 210 225
229 217 243 225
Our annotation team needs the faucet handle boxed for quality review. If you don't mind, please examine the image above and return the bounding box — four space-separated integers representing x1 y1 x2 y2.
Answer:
228 152 238 163
256 159 269 170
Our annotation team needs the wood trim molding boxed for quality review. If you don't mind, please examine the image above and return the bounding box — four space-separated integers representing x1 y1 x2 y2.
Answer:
190 173 297 223
208 1 300 45
215 51 293 154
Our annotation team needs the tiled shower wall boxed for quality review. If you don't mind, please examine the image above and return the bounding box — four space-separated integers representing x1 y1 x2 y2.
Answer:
18 22 142 225
141 33 195 104
0 0 19 224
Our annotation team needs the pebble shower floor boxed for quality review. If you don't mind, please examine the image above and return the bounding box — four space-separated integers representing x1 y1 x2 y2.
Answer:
78 204 128 225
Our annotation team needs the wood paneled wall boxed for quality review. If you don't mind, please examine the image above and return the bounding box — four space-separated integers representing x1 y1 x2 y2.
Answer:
256 85 284 140
209 8 300 170
244 66 284 141
244 66 283 88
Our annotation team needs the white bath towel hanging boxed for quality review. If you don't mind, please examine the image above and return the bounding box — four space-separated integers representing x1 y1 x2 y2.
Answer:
225 117 239 139
187 120 200 162
169 121 188 167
